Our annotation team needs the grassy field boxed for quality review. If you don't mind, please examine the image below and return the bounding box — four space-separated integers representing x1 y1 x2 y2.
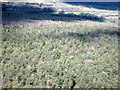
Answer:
1 2 119 88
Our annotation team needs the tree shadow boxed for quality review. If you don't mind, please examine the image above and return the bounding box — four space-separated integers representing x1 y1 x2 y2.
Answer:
40 29 119 41
2 25 119 47
64 2 119 11
2 2 105 25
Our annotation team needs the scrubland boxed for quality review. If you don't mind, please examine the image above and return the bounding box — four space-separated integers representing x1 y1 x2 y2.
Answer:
1 2 119 88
